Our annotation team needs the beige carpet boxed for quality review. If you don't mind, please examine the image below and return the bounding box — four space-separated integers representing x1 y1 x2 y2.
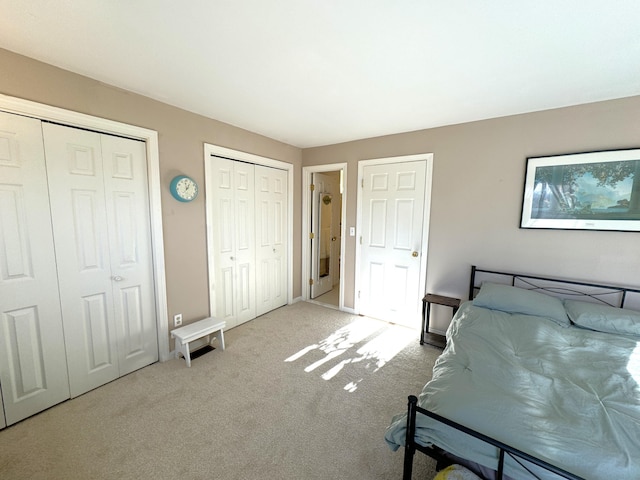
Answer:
0 302 440 479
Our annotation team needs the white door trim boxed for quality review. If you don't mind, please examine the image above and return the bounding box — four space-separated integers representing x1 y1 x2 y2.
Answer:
301 163 348 311
355 153 433 316
0 93 170 362
204 143 294 317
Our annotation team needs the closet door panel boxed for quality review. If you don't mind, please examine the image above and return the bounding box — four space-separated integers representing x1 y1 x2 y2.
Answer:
255 165 287 316
233 162 256 324
210 159 239 327
207 157 288 327
42 123 120 397
81 293 112 368
101 135 158 375
209 158 256 328
220 266 234 319
0 113 69 426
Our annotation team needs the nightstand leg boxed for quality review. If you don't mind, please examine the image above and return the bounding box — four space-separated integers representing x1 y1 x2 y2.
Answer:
420 298 428 345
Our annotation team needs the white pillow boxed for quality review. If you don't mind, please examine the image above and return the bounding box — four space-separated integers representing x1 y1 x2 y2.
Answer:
473 282 570 327
564 299 640 336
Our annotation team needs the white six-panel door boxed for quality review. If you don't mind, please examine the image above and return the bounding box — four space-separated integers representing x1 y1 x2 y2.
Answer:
42 123 158 397
359 160 427 327
209 157 257 328
255 165 288 316
100 134 158 376
0 113 70 425
43 124 121 396
208 157 288 327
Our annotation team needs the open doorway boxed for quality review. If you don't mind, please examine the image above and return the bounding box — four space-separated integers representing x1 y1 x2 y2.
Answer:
302 164 347 310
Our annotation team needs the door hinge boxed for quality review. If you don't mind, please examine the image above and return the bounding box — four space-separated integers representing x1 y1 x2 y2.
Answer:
309 278 314 285
361 179 364 188
309 232 315 239
310 183 315 191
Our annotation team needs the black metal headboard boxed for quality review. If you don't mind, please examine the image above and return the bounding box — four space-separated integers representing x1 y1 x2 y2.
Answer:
469 265 640 310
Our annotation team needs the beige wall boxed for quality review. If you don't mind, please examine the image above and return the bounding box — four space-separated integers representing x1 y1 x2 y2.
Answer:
4 47 639 336
0 48 303 337
303 96 640 330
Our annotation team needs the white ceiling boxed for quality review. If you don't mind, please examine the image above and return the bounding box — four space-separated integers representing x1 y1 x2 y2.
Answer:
2 1 640 148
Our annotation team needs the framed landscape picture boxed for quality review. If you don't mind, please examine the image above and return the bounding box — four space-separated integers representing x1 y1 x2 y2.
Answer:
520 149 640 231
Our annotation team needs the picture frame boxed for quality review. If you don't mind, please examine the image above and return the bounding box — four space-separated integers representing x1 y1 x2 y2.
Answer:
520 149 640 231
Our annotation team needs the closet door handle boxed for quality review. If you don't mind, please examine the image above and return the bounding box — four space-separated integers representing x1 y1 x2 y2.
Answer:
112 275 124 282
230 256 235 261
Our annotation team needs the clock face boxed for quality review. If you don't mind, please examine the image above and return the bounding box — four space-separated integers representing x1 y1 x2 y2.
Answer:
170 175 198 202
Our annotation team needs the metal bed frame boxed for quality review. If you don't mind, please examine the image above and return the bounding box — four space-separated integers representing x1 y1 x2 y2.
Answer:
402 265 640 480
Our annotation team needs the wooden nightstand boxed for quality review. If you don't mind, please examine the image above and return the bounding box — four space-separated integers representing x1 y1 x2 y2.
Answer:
421 294 460 348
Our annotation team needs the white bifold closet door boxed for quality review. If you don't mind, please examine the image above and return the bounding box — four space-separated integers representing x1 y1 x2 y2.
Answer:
208 158 287 329
210 158 257 328
255 165 288 316
42 123 158 398
0 113 158 427
0 113 70 426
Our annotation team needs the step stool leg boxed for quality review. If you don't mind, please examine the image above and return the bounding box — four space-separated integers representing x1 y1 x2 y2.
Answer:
176 339 192 367
184 342 192 367
219 329 225 351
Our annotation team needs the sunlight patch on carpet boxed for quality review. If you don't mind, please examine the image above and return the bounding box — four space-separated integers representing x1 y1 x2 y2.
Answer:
285 317 414 392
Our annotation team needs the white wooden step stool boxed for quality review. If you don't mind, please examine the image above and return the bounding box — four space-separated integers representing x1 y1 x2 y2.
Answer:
171 317 226 367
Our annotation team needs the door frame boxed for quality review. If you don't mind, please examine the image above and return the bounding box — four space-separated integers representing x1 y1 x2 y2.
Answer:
204 143 294 318
0 93 171 361
354 153 433 317
301 163 348 311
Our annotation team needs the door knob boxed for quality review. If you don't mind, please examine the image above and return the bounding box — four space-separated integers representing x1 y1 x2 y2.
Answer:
112 275 124 282
412 251 419 257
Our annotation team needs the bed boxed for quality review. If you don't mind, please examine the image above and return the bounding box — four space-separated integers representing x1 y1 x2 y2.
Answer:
385 266 640 480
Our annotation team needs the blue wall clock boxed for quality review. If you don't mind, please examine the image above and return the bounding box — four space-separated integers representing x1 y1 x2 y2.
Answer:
170 175 198 202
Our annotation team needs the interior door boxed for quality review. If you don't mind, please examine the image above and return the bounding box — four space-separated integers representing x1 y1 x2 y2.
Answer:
359 160 427 327
255 165 288 316
330 182 342 289
0 112 70 425
209 157 256 328
43 124 120 397
101 134 158 375
310 172 339 298
43 123 157 397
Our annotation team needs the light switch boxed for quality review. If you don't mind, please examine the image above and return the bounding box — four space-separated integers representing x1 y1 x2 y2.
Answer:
349 227 355 236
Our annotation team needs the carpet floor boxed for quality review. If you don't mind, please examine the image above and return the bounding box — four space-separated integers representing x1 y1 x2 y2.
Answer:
0 301 441 479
